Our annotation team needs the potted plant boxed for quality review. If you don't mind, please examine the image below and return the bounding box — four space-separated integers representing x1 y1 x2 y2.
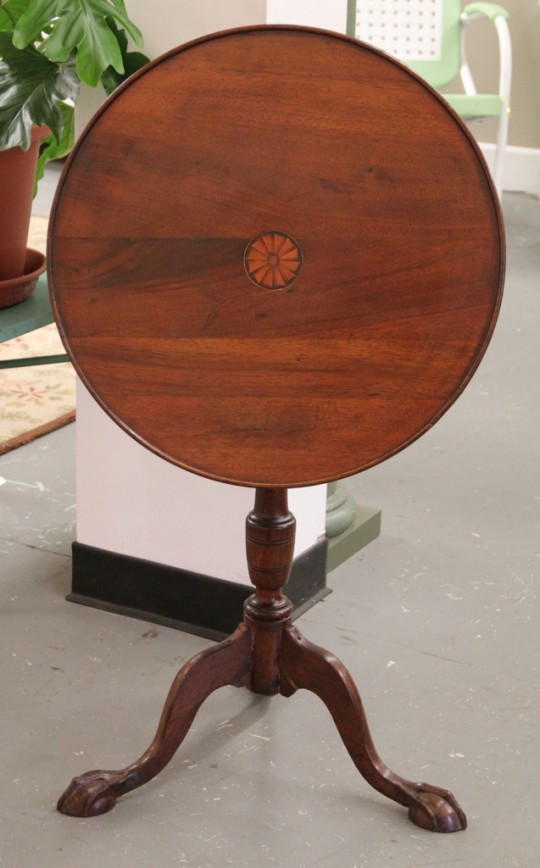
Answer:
0 0 149 306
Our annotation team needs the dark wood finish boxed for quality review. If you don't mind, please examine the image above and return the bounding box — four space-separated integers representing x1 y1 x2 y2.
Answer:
58 488 466 831
280 626 466 832
48 26 503 488
50 26 504 832
57 623 252 817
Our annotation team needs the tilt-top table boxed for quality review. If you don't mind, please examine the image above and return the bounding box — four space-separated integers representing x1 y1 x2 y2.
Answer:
48 26 504 832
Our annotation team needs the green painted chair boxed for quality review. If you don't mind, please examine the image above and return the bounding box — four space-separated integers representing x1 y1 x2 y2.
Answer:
347 1 511 195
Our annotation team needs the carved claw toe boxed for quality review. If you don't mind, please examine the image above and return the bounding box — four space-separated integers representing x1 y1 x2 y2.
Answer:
57 770 123 817
406 784 467 833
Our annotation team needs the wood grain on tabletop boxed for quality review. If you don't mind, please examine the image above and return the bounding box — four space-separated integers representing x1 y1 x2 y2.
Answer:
48 27 504 488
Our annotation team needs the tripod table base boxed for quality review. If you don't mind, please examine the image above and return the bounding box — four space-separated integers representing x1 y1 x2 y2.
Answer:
57 615 466 832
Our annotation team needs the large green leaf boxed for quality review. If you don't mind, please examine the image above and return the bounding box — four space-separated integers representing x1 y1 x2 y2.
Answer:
100 19 148 95
44 10 123 85
0 0 29 31
100 48 147 94
0 31 78 150
35 99 75 186
13 0 144 86
10 0 56 44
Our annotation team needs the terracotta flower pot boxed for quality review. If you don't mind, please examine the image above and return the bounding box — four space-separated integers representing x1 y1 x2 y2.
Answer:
0 247 47 310
0 125 49 281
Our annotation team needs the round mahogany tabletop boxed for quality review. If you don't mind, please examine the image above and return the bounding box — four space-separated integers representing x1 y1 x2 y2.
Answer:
49 26 504 488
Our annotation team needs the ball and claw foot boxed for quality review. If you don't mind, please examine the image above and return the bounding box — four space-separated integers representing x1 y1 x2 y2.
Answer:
280 626 467 833
57 625 253 818
57 770 128 817
406 783 467 833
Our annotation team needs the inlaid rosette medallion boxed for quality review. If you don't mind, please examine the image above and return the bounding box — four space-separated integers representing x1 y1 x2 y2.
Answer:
244 231 302 289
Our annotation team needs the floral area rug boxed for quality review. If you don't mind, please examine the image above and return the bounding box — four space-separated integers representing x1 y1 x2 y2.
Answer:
0 216 76 455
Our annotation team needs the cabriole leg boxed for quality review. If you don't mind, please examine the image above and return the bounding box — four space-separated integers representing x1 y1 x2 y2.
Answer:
57 624 251 817
280 625 467 833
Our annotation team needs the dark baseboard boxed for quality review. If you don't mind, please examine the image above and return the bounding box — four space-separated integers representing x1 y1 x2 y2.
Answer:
70 539 330 641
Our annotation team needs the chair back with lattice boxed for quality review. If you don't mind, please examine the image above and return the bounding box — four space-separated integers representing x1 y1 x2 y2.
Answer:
347 0 462 88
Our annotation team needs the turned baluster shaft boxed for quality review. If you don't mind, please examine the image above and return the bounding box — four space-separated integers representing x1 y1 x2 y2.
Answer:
244 487 295 695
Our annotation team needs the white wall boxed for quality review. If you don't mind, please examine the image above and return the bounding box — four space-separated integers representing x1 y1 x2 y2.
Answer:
127 0 266 53
75 0 327 587
266 0 347 30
